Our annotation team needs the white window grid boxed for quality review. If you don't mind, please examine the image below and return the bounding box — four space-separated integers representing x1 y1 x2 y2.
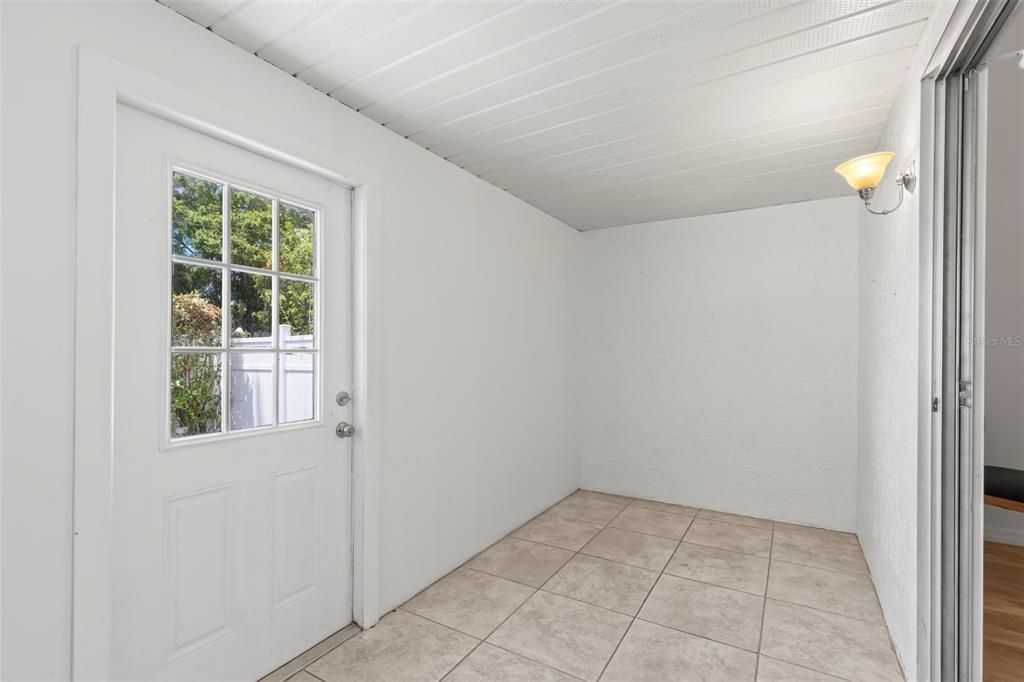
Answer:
169 167 321 441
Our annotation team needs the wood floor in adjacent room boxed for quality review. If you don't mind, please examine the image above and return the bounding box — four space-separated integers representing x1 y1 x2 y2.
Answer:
985 541 1024 682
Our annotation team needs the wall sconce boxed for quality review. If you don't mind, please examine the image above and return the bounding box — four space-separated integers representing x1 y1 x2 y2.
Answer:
834 151 916 216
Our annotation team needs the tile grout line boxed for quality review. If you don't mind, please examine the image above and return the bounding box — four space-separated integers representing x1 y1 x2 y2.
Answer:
601 516 691 680
755 523 776 681
573 493 640 680
757 654 857 682
395 607 588 682
437 574 550 682
485 503 637 682
761 596 893 629
483 641 590 682
559 498 887 676
593 512 686 680
309 491 884 682
586 495 636 680
630 615 759 656
473 490 635 681
504 499 884 627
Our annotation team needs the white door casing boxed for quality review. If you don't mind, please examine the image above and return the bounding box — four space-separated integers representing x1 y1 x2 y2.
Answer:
73 48 381 682
109 104 353 680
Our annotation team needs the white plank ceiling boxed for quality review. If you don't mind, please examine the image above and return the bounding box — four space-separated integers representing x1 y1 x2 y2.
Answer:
160 0 937 230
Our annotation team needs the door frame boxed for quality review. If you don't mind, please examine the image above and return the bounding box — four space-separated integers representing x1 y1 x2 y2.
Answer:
72 48 382 681
919 1 1018 679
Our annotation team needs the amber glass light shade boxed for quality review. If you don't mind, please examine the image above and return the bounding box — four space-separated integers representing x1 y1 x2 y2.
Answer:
834 152 896 191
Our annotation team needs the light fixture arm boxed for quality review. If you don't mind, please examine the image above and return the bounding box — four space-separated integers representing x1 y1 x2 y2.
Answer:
857 165 916 216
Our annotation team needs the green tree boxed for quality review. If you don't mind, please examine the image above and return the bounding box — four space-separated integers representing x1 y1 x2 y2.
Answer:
278 202 315 338
172 173 222 261
172 173 315 341
170 292 221 436
169 173 317 436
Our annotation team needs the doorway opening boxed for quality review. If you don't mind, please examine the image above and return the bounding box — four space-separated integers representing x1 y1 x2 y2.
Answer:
929 1 1023 679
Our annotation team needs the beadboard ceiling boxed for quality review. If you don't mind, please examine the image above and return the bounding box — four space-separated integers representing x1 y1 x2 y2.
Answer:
159 0 934 230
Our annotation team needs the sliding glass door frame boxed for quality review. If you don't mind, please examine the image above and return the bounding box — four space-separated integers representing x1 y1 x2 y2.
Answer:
923 2 1018 679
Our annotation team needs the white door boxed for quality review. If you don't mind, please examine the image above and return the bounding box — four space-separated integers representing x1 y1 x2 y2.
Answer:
110 104 353 681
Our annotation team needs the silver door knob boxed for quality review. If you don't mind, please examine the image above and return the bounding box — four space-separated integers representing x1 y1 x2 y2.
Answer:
336 422 355 439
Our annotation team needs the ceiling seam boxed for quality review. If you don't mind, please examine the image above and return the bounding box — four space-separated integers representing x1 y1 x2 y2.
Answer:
433 47 918 167
468 88 905 179
245 0 350 58
517 131 883 203
419 12 927 155
392 0 812 137
499 113 892 191
299 0 528 89
342 0 625 114
401 0 909 143
356 0 718 125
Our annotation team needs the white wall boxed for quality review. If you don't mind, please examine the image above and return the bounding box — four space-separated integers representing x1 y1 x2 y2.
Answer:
579 197 859 531
0 2 580 679
983 11 1024 548
856 6 957 679
983 57 1024 473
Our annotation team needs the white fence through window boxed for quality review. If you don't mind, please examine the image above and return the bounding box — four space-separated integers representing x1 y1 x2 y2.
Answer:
229 325 315 430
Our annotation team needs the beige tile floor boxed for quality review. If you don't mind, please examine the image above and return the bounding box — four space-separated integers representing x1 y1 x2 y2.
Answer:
268 490 904 682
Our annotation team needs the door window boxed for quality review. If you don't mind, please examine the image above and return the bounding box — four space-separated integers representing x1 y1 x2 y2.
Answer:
169 169 319 439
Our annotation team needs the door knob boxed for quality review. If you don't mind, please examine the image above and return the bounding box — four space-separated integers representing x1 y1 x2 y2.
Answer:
336 422 355 439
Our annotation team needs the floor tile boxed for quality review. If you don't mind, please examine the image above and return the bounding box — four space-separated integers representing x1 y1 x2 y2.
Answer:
684 518 772 558
573 489 633 505
401 567 534 638
767 560 883 623
581 527 678 571
547 495 625 524
542 554 658 616
444 643 577 682
466 537 573 587
287 673 321 682
771 530 869 575
486 591 631 682
630 498 699 516
760 600 903 681
698 509 774 530
639 574 764 651
773 522 858 546
756 656 844 681
602 619 757 682
512 512 604 551
609 506 693 540
307 610 477 682
665 542 769 595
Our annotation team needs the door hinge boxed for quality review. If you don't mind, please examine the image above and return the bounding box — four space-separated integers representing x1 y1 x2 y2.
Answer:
932 397 940 412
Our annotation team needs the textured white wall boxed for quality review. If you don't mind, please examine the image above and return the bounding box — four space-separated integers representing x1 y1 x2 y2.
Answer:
855 6 956 678
579 197 859 531
0 3 580 679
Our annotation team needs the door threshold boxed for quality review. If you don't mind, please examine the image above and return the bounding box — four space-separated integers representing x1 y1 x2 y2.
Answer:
259 624 361 682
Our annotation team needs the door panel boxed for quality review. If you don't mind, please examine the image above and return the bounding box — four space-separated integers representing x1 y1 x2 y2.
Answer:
112 104 353 681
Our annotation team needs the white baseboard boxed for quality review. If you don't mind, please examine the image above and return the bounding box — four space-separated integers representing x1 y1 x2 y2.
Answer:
985 524 1024 546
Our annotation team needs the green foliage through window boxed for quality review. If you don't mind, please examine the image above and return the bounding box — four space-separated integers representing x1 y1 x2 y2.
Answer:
171 351 222 438
169 169 319 438
172 172 223 261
